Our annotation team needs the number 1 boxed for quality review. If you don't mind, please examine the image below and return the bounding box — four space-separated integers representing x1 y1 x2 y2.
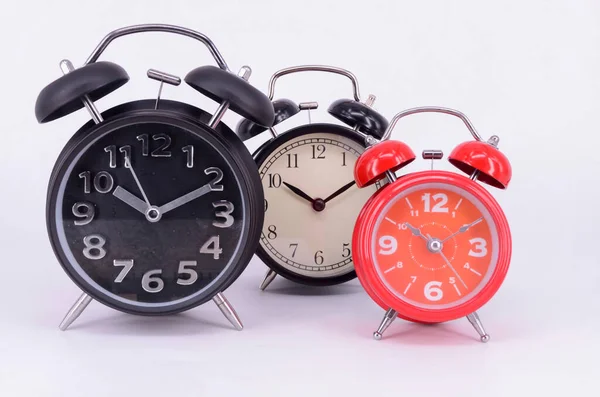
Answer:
182 145 194 168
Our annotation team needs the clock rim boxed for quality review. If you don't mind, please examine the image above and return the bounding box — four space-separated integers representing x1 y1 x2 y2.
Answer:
253 123 369 287
352 170 511 323
46 99 263 315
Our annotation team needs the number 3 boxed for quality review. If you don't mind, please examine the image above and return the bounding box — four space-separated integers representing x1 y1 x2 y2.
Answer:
468 238 488 257
212 201 234 228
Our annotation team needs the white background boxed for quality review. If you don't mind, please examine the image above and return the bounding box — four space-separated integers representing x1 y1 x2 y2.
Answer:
1 0 599 395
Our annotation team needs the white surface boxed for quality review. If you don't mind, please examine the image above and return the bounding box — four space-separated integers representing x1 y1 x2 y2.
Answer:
1 0 599 395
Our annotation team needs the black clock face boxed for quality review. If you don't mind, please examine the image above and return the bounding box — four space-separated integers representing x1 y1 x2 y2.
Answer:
48 110 254 314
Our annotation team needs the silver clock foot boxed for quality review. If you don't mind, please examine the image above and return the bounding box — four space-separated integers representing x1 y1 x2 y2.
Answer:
466 311 490 343
259 269 277 291
373 308 397 340
59 293 93 331
213 292 243 330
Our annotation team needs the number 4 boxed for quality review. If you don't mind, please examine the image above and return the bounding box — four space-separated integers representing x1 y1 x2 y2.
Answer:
200 235 222 259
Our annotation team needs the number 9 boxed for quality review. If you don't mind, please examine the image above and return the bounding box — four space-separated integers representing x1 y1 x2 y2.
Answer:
72 202 95 226
378 235 397 255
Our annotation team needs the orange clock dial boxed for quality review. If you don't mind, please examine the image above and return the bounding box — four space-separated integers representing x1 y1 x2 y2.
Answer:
371 182 498 309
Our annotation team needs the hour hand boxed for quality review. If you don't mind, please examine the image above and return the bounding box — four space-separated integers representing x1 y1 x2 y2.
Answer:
403 222 428 241
113 186 148 214
282 182 314 204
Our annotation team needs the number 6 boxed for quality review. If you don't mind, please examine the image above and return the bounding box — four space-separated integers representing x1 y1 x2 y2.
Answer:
424 281 443 301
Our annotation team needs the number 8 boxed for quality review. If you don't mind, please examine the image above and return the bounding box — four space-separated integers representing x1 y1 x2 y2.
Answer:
83 234 106 260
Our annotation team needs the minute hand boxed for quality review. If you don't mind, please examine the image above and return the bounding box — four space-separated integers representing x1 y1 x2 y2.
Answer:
324 180 355 203
441 217 483 243
158 184 212 214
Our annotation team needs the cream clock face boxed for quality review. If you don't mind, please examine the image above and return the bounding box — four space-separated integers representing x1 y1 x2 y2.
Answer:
257 127 380 281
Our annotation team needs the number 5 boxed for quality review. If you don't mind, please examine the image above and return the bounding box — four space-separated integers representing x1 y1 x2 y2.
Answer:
177 261 198 285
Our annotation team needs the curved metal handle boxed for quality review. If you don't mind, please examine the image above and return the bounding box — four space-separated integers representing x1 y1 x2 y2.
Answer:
267 65 361 101
379 106 483 142
84 24 230 71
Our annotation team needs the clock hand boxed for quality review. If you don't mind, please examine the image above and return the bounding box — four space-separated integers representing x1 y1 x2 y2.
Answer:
158 183 213 214
282 181 315 204
440 217 484 243
323 180 356 203
112 186 148 214
403 222 428 242
124 156 152 209
438 249 468 289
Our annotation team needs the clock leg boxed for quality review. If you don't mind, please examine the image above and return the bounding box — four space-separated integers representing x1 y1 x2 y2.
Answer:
373 308 397 340
59 293 93 331
466 311 490 343
213 292 243 331
259 269 277 291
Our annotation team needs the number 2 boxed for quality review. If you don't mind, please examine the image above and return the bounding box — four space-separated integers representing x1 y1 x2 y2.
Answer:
205 167 224 191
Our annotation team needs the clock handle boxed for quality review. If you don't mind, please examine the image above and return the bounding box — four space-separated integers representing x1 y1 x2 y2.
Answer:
377 106 484 143
84 24 230 71
374 107 511 189
267 65 361 101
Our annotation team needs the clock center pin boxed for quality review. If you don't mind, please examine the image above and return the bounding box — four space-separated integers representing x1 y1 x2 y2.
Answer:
427 238 443 253
312 198 326 212
145 206 162 223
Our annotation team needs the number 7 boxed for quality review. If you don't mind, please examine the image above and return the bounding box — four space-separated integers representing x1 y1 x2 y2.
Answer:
113 259 134 283
289 243 298 257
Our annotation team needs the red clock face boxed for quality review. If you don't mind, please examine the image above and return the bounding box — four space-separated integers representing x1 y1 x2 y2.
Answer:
353 171 511 323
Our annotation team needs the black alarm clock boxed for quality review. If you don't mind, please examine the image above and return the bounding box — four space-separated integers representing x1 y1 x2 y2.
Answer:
236 65 388 290
35 24 275 331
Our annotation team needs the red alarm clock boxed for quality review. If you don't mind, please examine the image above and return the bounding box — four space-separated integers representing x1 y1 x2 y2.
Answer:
352 107 512 342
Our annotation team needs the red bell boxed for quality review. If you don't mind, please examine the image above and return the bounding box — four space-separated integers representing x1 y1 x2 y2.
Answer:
449 140 512 189
354 140 416 187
